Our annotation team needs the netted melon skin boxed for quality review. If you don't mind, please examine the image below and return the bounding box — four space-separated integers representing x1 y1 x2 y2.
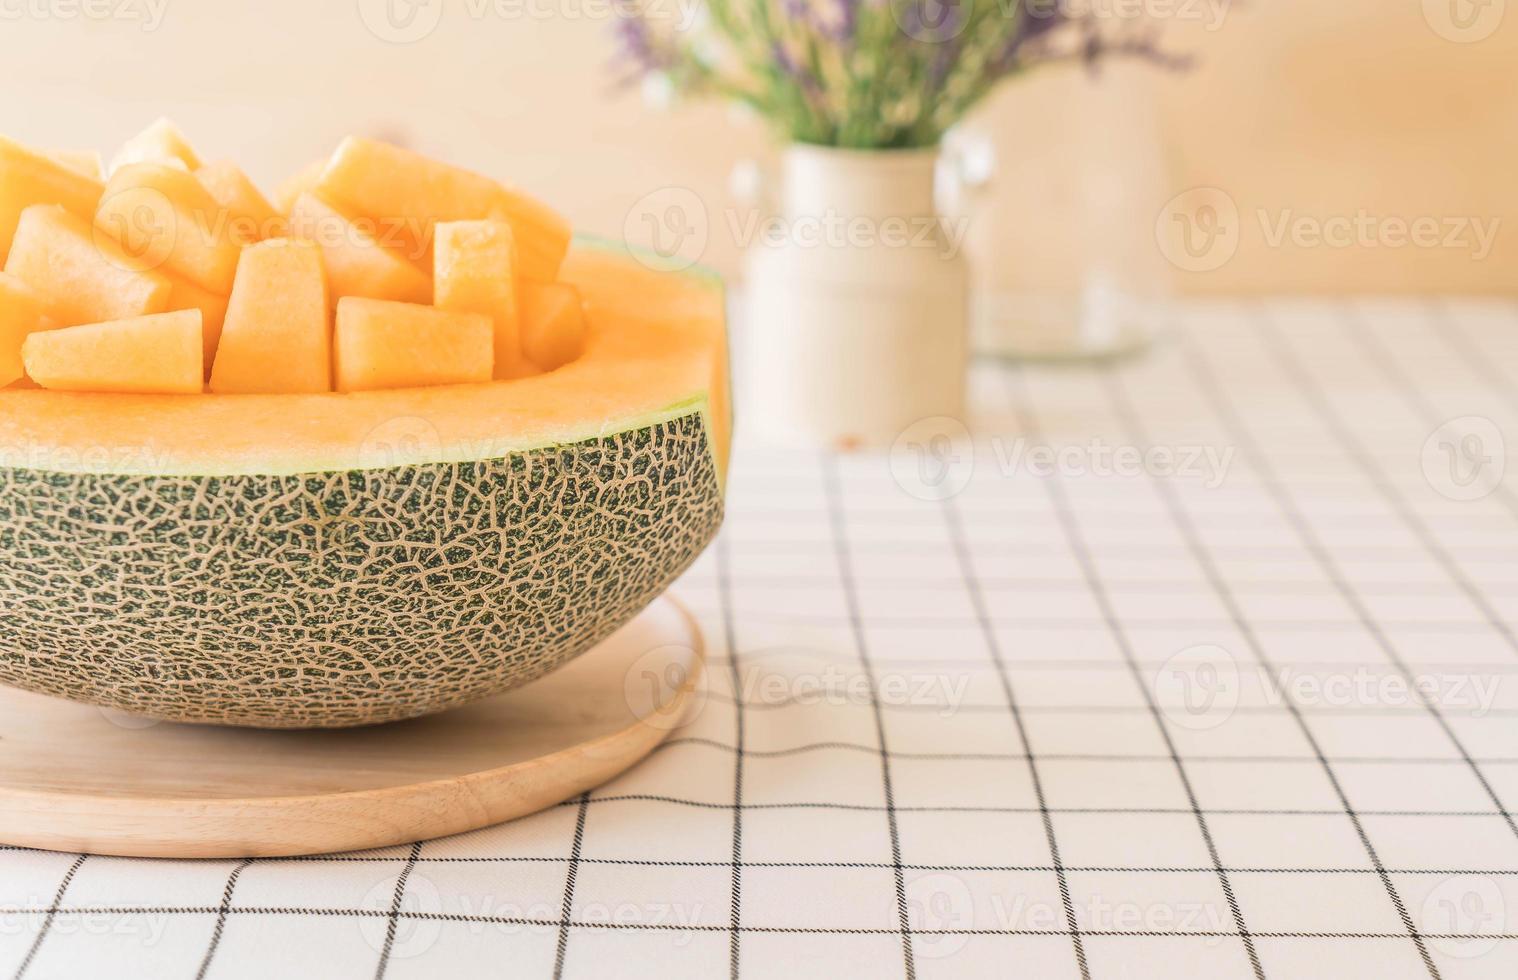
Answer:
0 412 722 728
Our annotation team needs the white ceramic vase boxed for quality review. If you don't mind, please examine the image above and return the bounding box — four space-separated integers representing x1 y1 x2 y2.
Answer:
741 144 970 449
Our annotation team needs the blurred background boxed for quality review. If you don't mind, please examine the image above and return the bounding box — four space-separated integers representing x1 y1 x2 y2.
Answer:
0 0 1511 299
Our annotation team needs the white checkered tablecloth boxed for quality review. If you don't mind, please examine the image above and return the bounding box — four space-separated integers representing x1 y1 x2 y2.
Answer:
4 299 1518 979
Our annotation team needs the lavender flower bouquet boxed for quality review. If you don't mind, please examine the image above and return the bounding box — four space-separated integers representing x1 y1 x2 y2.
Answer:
614 0 1182 149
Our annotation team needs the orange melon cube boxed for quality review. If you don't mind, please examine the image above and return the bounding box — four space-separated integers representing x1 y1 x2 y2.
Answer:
95 163 242 294
0 271 50 387
519 281 587 372
315 136 570 281
0 135 105 264
165 274 230 377
334 297 492 393
195 161 283 244
4 204 173 326
109 118 202 174
45 149 105 182
210 239 330 395
288 192 431 304
22 309 203 395
434 220 533 380
273 157 328 215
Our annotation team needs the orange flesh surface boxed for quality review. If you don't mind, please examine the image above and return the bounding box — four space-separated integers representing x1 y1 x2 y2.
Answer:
210 239 331 395
287 192 432 305
22 310 203 395
4 204 173 326
519 280 586 372
334 297 493 393
0 272 48 387
0 247 729 477
433 219 527 379
95 162 242 294
0 136 105 265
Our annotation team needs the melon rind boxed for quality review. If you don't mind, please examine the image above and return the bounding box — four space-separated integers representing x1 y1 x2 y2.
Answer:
0 243 729 728
0 409 722 727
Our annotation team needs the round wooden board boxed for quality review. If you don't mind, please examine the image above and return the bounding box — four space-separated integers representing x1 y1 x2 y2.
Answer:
0 596 704 859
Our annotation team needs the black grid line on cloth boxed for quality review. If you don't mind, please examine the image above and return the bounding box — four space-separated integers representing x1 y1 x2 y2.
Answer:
679 570 1518 598
1179 322 1444 979
79 857 1518 875
551 793 591 980
650 737 1518 765
941 495 1091 980
194 857 254 980
1337 301 1518 524
821 453 916 979
11 854 85 980
528 790 1518 818
1247 306 1518 842
1335 304 1518 643
1426 297 1518 414
1006 364 1267 980
8 902 1518 941
717 533 746 979
373 841 422 980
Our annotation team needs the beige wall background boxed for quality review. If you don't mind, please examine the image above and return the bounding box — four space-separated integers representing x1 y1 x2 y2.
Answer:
0 0 1512 294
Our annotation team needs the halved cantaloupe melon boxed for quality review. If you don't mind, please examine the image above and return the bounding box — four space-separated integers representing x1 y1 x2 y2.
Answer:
210 239 330 394
109 117 202 174
95 162 242 294
0 136 105 264
195 160 283 244
4 204 173 326
520 280 587 372
288 192 432 304
434 219 529 379
0 243 728 727
335 297 493 392
0 272 49 387
315 136 571 281
22 309 203 395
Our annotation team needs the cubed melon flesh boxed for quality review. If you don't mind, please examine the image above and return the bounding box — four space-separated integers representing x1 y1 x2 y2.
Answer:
434 220 533 380
195 161 283 244
288 192 431 305
210 239 330 395
95 163 242 294
22 309 203 395
4 204 173 326
165 274 230 377
334 297 492 393
45 149 105 182
519 281 587 372
0 271 50 387
109 118 202 174
274 157 328 215
0 136 105 264
315 136 570 281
